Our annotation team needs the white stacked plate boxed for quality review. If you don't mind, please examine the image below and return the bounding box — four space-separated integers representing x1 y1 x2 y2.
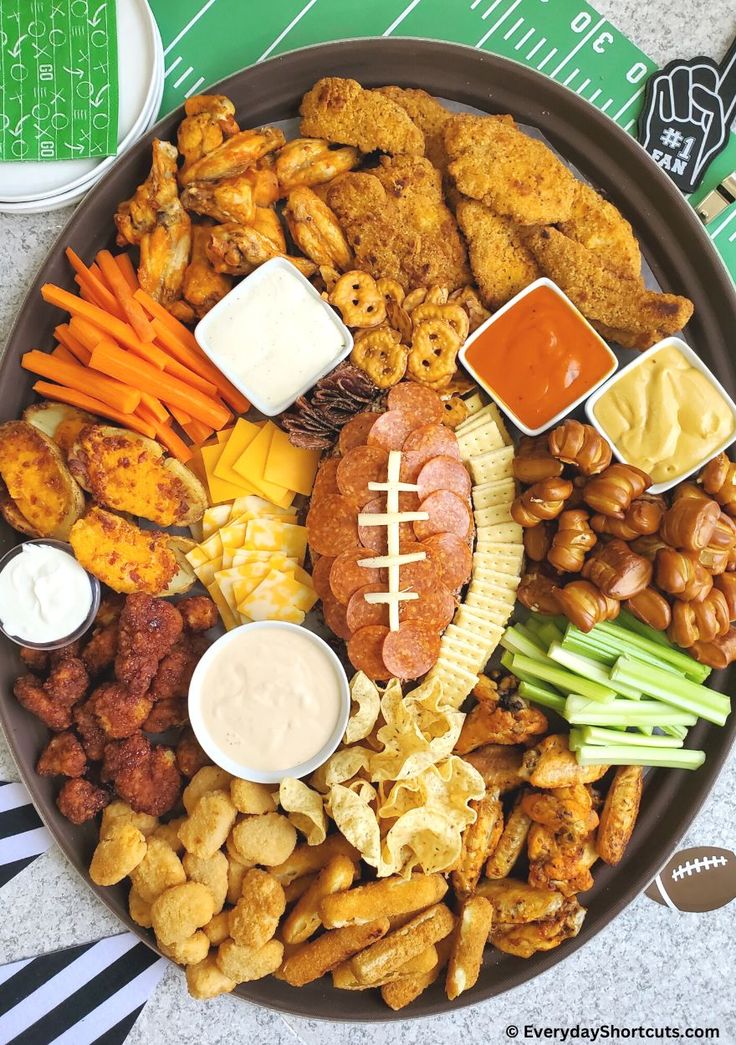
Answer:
0 0 164 214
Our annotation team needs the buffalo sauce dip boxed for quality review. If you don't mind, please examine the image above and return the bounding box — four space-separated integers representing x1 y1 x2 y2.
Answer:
190 622 347 777
591 340 736 485
461 282 616 432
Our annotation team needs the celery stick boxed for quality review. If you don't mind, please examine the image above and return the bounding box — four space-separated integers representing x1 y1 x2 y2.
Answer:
568 727 585 751
500 627 548 663
524 616 547 639
509 653 617 703
575 744 705 770
513 622 546 649
596 621 710 683
565 624 686 676
617 607 671 646
564 694 697 726
579 725 684 748
518 680 566 714
611 657 730 726
561 633 616 665
536 620 564 648
501 649 545 687
662 724 689 740
547 643 642 700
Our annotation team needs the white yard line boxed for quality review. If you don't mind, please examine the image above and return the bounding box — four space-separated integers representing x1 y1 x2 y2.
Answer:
163 0 219 57
173 65 193 89
613 85 646 121
185 76 206 98
563 67 579 86
503 17 524 40
526 37 546 61
551 16 606 78
481 0 503 20
258 0 319 61
537 47 558 70
476 0 522 49
470 0 484 8
710 207 736 239
515 27 534 50
601 98 614 112
164 55 182 78
576 77 591 94
384 0 423 35
589 87 602 103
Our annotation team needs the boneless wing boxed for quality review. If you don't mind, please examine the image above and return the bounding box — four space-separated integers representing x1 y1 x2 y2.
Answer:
456 198 540 309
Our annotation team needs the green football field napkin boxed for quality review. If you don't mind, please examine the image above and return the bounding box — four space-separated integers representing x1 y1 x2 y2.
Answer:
0 0 118 162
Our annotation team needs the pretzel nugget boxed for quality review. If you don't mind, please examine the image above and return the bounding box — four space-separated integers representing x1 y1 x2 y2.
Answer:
183 850 229 913
159 931 210 966
230 811 296 866
350 903 455 985
230 778 276 814
446 896 493 1000
351 326 408 388
151 881 215 946
270 835 360 884
182 766 232 814
332 944 438 989
279 918 390 986
89 821 147 886
329 270 386 328
320 872 448 928
185 954 235 1000
130 837 186 902
281 855 356 944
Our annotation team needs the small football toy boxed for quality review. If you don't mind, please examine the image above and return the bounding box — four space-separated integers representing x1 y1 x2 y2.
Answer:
645 846 736 912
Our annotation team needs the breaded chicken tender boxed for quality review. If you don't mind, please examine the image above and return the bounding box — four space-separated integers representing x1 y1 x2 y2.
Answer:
445 113 577 225
102 733 182 816
36 732 87 777
327 157 470 291
159 931 210 966
557 181 641 280
178 790 237 859
183 850 229 913
229 778 276 815
101 799 158 839
129 887 153 928
152 816 186 853
185 954 235 999
176 595 218 633
57 777 109 824
525 227 694 348
115 594 183 698
300 77 425 156
456 198 540 309
89 821 147 885
373 86 451 172
183 765 232 814
91 682 152 739
229 868 286 948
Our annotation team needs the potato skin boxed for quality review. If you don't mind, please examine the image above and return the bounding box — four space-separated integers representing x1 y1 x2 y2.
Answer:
70 507 178 595
0 420 84 539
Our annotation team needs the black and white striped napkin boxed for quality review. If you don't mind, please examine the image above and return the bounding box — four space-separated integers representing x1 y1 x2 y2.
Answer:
0 781 52 887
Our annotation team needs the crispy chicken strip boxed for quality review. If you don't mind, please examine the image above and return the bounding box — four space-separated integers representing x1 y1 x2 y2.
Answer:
373 86 451 172
456 198 540 309
445 113 577 225
557 181 641 280
177 94 240 178
206 222 316 277
300 77 425 156
327 156 470 291
525 226 694 348
179 127 286 186
182 224 232 319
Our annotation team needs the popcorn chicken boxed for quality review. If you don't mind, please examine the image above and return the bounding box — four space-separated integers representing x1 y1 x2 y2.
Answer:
160 931 210 966
178 790 237 859
89 822 147 886
182 766 232 814
226 854 249 904
216 938 284 983
130 837 186 903
228 868 285 948
185 955 236 1000
230 778 276 815
128 887 153 928
230 812 296 867
183 850 229 913
203 911 231 946
152 816 186 853
151 882 215 946
100 799 158 840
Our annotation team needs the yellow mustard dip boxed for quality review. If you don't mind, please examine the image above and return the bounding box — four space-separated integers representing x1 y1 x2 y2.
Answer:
592 343 736 484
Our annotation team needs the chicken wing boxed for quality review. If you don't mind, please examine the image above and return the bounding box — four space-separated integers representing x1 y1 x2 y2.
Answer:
284 187 353 271
491 896 586 958
182 223 232 319
525 226 694 348
373 87 451 172
456 198 540 309
115 139 181 246
181 174 256 225
207 222 316 277
327 156 470 291
557 181 641 280
275 137 360 195
445 113 577 225
177 94 240 178
300 77 425 156
178 127 285 186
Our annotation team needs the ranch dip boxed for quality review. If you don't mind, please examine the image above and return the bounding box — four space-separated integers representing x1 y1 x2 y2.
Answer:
0 542 92 644
197 260 349 416
197 624 345 773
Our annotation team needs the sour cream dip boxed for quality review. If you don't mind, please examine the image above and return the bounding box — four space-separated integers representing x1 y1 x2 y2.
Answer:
188 621 350 783
195 257 352 416
0 541 96 646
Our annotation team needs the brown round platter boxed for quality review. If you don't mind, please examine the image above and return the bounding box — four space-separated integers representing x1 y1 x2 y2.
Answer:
0 37 735 1021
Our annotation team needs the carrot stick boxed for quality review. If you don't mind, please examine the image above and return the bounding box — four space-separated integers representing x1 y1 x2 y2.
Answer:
182 418 214 444
76 278 104 310
115 252 139 292
89 342 230 429
96 250 155 342
66 248 125 318
54 324 91 365
42 283 143 353
22 350 141 414
168 404 192 425
52 344 76 365
134 288 200 352
161 354 218 397
74 273 125 320
151 317 250 415
149 419 193 463
139 392 170 424
32 381 155 438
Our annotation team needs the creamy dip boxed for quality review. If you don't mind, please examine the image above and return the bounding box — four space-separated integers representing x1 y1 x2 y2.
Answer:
0 543 92 644
199 261 348 415
593 343 736 484
198 625 344 772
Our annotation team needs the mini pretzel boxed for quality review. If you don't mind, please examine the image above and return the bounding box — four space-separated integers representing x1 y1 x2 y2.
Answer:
376 278 405 308
329 271 386 328
403 287 428 312
450 286 491 332
351 326 408 388
407 318 460 386
440 395 469 429
411 303 470 343
319 265 340 293
425 285 449 305
385 298 413 344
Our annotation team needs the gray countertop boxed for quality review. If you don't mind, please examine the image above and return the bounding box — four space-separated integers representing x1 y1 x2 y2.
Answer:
1 2 736 1041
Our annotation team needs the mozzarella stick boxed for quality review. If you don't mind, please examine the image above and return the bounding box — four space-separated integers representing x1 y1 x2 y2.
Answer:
270 835 359 884
350 903 455 985
320 873 448 928
279 918 390 987
381 936 453 1011
281 856 356 944
446 896 493 1000
332 945 438 990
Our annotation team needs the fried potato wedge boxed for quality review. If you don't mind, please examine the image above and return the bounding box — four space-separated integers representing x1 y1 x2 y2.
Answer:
69 506 179 595
68 426 207 527
23 401 96 456
0 420 85 539
596 765 643 865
